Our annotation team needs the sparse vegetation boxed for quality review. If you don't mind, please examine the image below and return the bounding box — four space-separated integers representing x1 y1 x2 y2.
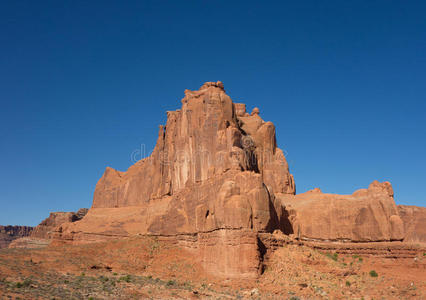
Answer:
119 275 131 283
369 270 378 277
15 278 32 288
325 252 338 261
0 236 422 299
345 281 351 286
166 279 176 286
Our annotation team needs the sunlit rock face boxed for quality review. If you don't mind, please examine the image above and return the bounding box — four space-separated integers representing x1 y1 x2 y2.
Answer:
277 181 405 242
53 81 412 278
89 81 295 237
398 205 426 243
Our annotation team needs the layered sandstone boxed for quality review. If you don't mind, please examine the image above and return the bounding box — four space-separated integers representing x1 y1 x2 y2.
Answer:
277 181 404 242
59 82 295 240
92 81 294 209
53 81 417 278
277 181 405 242
0 226 33 248
31 208 88 239
398 205 426 243
9 209 88 248
56 81 295 277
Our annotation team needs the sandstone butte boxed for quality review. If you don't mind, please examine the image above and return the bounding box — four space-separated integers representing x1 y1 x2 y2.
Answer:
34 81 422 278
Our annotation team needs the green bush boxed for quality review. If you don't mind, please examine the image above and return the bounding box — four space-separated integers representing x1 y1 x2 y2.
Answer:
166 280 176 286
369 270 378 277
345 281 351 286
15 279 32 288
119 275 131 283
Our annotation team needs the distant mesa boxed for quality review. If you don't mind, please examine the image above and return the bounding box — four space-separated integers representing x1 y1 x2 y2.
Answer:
0 226 33 249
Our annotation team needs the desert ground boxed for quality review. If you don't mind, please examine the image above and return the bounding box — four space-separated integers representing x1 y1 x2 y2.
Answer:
0 236 424 299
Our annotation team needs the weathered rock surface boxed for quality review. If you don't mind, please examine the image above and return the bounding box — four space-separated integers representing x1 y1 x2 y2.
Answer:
56 81 295 277
92 81 294 209
277 181 405 242
0 226 33 248
8 237 50 249
9 209 88 249
53 81 421 278
398 205 426 243
31 208 88 239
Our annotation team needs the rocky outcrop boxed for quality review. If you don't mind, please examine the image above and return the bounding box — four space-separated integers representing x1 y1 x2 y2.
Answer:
55 81 295 277
91 81 294 209
277 181 405 242
0 226 33 248
398 205 426 243
53 81 417 278
60 82 296 239
31 209 88 239
9 209 88 248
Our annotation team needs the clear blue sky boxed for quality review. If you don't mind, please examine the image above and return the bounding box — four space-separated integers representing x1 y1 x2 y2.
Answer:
1 1 425 226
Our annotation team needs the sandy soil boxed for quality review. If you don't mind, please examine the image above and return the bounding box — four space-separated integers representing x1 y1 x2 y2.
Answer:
0 236 424 299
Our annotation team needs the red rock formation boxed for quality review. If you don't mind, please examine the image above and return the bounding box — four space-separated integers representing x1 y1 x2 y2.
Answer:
53 81 418 278
74 81 295 240
56 82 295 277
92 81 294 209
31 209 88 239
398 205 426 243
0 226 33 248
277 181 405 242
9 209 88 248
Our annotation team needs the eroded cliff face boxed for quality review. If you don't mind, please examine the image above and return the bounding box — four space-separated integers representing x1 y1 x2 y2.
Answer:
53 81 413 278
278 181 404 242
9 209 88 249
92 81 294 210
0 226 33 248
55 82 296 277
83 81 295 237
31 209 88 239
398 205 426 243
